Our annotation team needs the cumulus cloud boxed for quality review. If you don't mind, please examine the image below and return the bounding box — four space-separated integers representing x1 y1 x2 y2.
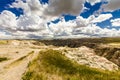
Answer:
11 0 59 22
87 0 120 14
76 15 95 27
76 13 112 27
48 15 120 38
44 0 103 16
0 10 17 31
0 0 54 39
9 0 105 17
86 0 101 5
0 0 120 39
16 15 46 31
92 14 112 23
8 0 55 32
11 0 48 16
111 18 120 27
44 0 85 16
0 10 119 39
0 10 48 32
72 24 120 37
49 18 77 36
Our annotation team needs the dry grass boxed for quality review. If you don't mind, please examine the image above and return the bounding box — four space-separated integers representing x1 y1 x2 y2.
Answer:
22 49 120 80
0 40 8 45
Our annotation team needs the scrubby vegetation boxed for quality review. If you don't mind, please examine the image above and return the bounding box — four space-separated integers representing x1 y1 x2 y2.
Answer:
0 40 8 45
22 49 120 80
34 37 120 48
103 37 120 43
0 57 8 62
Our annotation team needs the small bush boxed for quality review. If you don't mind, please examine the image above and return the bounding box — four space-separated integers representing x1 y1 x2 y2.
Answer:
0 57 8 62
22 71 33 80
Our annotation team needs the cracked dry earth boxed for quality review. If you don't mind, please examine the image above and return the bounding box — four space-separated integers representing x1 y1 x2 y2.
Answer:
0 41 42 80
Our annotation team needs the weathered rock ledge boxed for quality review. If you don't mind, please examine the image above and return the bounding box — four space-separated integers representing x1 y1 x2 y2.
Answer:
63 46 119 71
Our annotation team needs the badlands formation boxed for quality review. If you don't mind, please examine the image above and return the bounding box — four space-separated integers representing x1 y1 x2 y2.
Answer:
0 39 119 80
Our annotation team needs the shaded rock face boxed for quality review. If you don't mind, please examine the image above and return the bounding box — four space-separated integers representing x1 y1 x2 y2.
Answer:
64 46 118 71
39 38 101 48
94 46 120 67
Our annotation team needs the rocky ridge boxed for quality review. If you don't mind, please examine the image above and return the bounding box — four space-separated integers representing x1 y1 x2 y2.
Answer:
62 46 119 71
94 44 120 67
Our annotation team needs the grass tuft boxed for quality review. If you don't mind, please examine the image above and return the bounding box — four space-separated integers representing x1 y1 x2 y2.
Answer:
0 57 8 62
0 40 8 45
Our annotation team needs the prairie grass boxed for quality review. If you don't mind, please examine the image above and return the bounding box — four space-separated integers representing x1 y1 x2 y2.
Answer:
0 40 8 45
103 37 120 43
22 49 120 80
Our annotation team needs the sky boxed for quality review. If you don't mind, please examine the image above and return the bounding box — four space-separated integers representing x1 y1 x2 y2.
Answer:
0 0 120 39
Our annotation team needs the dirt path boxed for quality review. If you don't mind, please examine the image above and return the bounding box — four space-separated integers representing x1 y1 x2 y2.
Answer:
0 44 40 80
0 50 40 80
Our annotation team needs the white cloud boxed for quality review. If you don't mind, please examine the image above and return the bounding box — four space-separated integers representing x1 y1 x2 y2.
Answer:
72 24 120 37
16 15 46 31
111 18 120 27
86 0 101 5
92 14 112 23
76 15 95 27
0 0 120 39
49 18 76 36
11 0 59 22
76 14 112 27
0 0 54 39
11 0 47 16
0 10 17 31
10 0 30 15
48 15 120 38
0 10 49 32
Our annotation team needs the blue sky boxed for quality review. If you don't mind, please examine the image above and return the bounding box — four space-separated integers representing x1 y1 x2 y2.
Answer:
0 0 112 26
0 0 119 27
0 0 23 16
0 0 120 39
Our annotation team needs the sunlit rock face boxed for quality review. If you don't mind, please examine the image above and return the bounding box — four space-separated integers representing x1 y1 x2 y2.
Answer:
94 45 120 67
64 46 119 71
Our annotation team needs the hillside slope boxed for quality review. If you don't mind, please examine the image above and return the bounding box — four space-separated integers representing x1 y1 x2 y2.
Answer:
94 44 120 67
22 49 120 80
